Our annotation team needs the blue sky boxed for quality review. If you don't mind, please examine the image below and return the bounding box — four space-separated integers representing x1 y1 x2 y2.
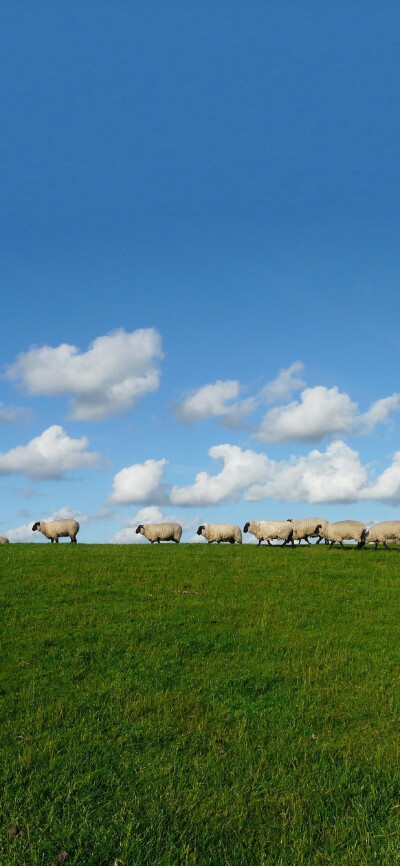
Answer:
1 1 400 542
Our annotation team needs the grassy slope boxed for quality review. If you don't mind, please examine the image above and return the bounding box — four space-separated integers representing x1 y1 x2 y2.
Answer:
1 543 400 865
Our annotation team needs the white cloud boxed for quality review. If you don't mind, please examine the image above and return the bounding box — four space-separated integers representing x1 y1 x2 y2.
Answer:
170 444 269 506
246 440 369 503
109 505 196 543
255 386 358 443
6 522 39 542
49 507 88 523
261 361 306 404
0 403 32 425
255 386 400 443
359 394 400 432
6 327 163 421
109 458 169 505
361 451 400 503
173 380 255 427
0 425 100 479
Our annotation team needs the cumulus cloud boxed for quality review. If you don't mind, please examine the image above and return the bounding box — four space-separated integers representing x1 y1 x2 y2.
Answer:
109 505 196 543
109 458 169 505
255 386 358 442
361 452 400 503
167 440 385 506
261 361 306 404
246 440 369 503
0 425 100 479
173 380 256 427
255 386 400 443
173 363 400 444
6 327 163 421
6 522 38 542
170 444 269 506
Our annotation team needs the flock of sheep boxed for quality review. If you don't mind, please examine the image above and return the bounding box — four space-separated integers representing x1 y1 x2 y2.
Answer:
138 517 400 549
0 516 399 549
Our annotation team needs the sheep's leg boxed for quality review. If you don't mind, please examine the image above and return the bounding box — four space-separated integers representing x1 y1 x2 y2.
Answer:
304 535 311 545
329 541 335 549
258 539 262 546
267 540 272 546
383 541 391 551
340 541 345 549
316 537 322 544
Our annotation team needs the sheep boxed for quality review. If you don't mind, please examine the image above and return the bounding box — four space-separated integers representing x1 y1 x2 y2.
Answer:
32 519 80 543
364 521 400 551
243 520 293 546
288 517 329 545
0 536 9 544
315 520 368 549
135 522 182 543
197 523 242 544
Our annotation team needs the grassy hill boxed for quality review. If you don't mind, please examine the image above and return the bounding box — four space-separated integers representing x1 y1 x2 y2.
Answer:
1 543 400 865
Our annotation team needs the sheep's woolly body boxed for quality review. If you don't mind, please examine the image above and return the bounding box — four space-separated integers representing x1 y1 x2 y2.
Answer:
197 523 242 544
289 517 328 545
0 536 9 544
32 519 80 543
317 520 368 548
243 520 293 545
136 523 182 543
366 521 400 550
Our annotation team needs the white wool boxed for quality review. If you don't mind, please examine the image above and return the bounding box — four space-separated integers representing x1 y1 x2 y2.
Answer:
137 523 182 543
317 520 367 546
34 519 80 543
198 523 242 544
244 520 293 544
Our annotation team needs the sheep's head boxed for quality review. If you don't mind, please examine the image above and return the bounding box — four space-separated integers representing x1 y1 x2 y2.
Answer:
32 522 40 532
136 524 144 535
196 525 205 536
243 522 250 533
314 524 322 534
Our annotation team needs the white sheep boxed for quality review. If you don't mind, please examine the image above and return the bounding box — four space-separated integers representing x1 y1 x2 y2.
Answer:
197 523 242 544
32 519 80 543
243 520 293 546
135 522 182 543
365 521 400 551
0 536 9 544
288 517 329 545
315 520 368 549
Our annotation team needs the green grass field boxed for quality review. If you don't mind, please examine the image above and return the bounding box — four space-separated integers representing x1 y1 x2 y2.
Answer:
2 543 400 865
